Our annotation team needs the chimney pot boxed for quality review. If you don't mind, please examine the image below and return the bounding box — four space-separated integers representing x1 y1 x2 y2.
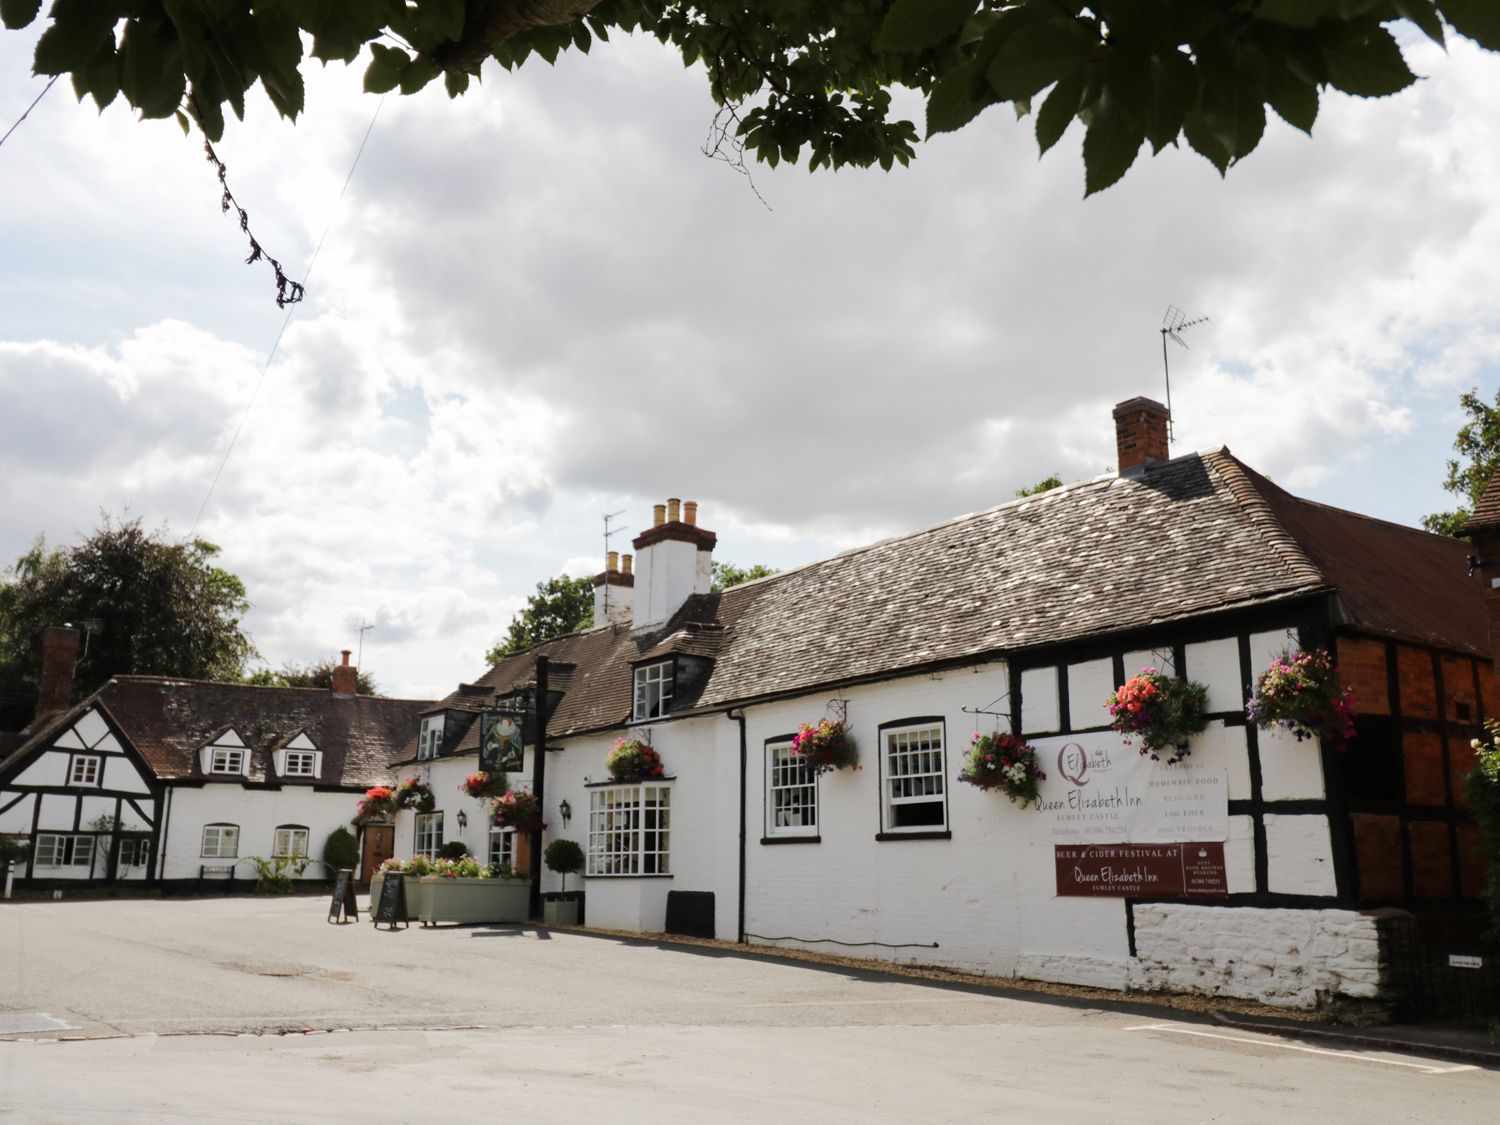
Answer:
607 550 619 573
667 497 681 523
684 501 698 526
622 554 633 575
341 650 351 666
653 504 666 527
332 651 358 696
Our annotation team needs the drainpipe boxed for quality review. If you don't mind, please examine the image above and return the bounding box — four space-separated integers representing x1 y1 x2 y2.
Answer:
156 785 174 885
727 707 748 944
528 654 550 920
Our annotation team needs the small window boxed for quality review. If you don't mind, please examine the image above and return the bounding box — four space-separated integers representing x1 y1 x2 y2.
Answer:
414 812 443 859
201 824 240 858
273 826 309 859
880 721 947 833
34 833 94 868
588 784 670 876
418 717 443 761
766 740 816 837
69 755 101 786
283 751 317 777
210 747 245 774
118 838 150 869
488 827 515 870
632 662 674 721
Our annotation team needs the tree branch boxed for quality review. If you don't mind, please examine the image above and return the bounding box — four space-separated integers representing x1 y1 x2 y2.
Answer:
432 0 607 72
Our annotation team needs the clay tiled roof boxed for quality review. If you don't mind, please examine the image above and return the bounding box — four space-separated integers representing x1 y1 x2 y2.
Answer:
422 447 1487 740
1468 472 1500 535
0 678 430 786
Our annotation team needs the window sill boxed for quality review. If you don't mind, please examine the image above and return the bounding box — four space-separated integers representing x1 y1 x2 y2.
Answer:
584 775 676 789
760 835 821 845
875 830 952 842
583 873 675 879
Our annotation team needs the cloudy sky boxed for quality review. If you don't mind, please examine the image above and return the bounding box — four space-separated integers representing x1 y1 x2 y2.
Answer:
0 25 1495 700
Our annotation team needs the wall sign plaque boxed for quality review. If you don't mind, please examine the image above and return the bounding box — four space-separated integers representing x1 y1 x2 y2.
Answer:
1054 842 1227 898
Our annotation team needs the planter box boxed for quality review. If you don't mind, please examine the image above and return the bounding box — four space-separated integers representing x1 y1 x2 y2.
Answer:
543 897 579 926
417 876 531 926
367 873 421 918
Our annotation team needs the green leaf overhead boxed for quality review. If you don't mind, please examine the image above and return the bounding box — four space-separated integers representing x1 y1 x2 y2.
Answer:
8 0 1500 200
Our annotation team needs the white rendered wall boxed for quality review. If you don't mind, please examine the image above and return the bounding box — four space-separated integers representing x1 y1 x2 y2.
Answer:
161 785 366 881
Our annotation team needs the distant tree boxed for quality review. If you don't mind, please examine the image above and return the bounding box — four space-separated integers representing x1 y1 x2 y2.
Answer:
1015 474 1064 498
0 517 255 707
1423 388 1500 538
486 574 595 664
246 657 380 696
711 562 779 591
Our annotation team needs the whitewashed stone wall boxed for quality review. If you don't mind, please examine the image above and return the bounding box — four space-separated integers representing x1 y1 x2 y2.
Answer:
1131 904 1383 1006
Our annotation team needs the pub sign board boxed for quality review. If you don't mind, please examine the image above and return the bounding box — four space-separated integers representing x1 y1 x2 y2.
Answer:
1055 843 1228 898
480 711 524 774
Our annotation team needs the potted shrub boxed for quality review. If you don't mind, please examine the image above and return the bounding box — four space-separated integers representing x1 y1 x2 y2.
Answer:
1106 667 1209 764
957 731 1046 808
1246 649 1357 750
417 856 530 926
543 838 585 925
606 738 665 781
438 840 470 860
491 790 545 833
791 718 858 774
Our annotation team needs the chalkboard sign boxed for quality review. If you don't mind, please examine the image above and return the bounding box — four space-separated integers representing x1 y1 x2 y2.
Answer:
373 873 409 929
328 869 359 925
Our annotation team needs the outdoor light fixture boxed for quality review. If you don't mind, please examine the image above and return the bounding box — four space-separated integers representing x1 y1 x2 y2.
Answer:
559 799 572 826
456 809 468 830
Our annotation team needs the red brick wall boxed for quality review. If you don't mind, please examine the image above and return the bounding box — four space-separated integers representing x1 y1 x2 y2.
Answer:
1337 636 1389 715
1409 821 1454 899
1352 813 1403 900
1396 645 1438 719
1403 730 1446 807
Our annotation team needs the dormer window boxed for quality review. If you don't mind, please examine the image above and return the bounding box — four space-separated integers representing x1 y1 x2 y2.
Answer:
418 715 444 760
633 662 674 721
284 751 316 777
211 747 246 774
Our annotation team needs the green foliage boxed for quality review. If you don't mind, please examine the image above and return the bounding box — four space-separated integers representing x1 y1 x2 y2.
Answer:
248 854 307 894
1014 473 1063 498
1463 720 1500 937
10 2 1498 196
1422 387 1500 538
438 839 470 859
245 656 380 696
0 835 30 866
710 561 779 591
322 826 359 873
544 836 585 893
486 574 595 664
0 517 256 711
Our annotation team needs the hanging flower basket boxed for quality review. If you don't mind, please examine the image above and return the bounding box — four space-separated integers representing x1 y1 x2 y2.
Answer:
958 732 1047 808
1246 649 1357 750
460 771 508 800
1107 668 1209 764
393 776 436 813
606 738 665 781
355 784 396 822
791 718 858 775
492 790 545 833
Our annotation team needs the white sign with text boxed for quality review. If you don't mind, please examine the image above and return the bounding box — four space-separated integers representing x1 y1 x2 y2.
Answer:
1032 737 1228 844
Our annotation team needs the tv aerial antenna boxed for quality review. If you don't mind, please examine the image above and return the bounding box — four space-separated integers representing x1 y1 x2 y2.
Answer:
357 620 375 669
1160 305 1209 441
601 510 627 620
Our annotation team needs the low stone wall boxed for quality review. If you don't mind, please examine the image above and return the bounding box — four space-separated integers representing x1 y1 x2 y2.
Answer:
1129 904 1387 1008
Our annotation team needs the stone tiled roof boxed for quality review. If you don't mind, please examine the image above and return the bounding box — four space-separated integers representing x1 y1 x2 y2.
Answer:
421 447 1488 741
0 677 430 787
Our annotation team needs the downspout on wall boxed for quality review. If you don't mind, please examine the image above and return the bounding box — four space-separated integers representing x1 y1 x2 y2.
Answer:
727 707 748 945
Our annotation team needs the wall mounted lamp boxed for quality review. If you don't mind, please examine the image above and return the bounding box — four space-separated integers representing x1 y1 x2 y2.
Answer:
559 799 572 827
456 809 468 831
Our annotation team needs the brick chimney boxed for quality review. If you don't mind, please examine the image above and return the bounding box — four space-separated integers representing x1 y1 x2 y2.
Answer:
331 650 358 696
34 625 81 724
1113 396 1171 476
632 497 716 631
1465 472 1500 671
593 551 635 626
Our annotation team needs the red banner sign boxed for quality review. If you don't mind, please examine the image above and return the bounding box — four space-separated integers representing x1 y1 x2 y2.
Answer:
1054 842 1227 898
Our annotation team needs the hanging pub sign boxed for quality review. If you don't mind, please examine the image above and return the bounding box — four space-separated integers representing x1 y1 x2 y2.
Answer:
480 710 525 774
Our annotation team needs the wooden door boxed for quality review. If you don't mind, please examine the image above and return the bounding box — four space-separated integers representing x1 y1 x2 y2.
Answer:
360 824 395 884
